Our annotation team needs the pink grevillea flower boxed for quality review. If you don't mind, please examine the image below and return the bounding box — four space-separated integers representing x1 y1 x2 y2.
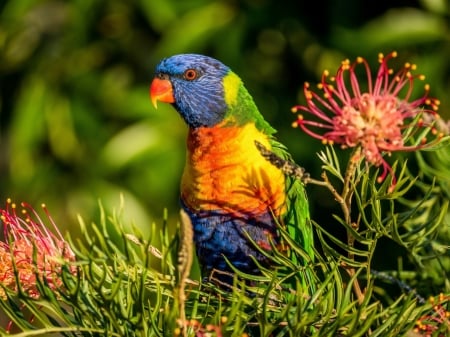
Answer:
414 293 450 337
292 51 442 187
0 199 76 299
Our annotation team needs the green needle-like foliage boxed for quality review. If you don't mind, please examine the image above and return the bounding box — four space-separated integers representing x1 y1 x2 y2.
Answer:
1 138 449 336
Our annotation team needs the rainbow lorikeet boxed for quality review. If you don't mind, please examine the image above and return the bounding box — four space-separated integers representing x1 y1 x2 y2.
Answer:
150 54 313 286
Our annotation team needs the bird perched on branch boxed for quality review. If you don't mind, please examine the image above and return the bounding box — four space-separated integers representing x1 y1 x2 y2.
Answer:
150 54 313 288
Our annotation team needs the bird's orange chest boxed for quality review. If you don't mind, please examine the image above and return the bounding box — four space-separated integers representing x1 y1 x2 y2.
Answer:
181 123 286 217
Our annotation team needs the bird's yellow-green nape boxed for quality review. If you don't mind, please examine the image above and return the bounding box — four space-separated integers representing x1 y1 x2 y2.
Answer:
222 71 241 107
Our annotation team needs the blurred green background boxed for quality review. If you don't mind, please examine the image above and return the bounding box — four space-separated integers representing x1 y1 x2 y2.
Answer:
1 0 449 241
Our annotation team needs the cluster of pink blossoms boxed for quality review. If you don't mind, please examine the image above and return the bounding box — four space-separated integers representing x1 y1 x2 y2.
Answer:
414 293 450 337
0 199 76 299
292 51 443 186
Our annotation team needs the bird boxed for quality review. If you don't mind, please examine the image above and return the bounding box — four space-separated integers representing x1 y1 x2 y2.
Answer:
149 54 313 288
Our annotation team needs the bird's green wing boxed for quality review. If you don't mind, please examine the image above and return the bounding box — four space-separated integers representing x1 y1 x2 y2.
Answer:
270 139 313 257
269 138 315 293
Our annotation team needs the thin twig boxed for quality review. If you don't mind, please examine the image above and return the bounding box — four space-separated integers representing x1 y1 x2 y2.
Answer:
178 209 194 337
341 148 365 304
308 168 365 304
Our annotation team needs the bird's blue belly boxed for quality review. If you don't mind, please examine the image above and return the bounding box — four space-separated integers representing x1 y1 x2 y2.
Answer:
182 203 279 278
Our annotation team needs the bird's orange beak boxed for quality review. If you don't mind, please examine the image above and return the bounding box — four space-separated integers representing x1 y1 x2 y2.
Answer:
150 78 175 108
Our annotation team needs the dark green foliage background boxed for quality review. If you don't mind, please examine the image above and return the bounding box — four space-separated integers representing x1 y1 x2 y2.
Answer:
1 0 449 273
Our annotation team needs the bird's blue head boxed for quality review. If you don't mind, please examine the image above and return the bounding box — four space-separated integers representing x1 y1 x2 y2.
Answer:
150 54 232 128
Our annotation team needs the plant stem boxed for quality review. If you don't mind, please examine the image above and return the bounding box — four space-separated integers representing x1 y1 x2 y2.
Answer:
178 209 194 337
341 147 364 304
308 147 365 304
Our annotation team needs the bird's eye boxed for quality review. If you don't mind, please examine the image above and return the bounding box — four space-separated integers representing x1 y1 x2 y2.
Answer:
183 69 198 81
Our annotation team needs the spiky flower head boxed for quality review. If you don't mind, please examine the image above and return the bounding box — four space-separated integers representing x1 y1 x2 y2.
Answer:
292 51 443 187
414 293 450 337
0 199 76 299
